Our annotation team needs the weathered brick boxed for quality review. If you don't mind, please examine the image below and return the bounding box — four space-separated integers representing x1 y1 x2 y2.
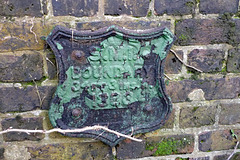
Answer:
200 77 240 100
46 51 57 79
188 49 225 73
175 18 240 46
213 153 240 160
227 48 240 73
199 130 240 152
0 84 56 112
104 0 149 17
0 21 68 52
52 0 98 17
116 134 194 159
0 51 43 82
0 0 46 17
27 142 112 159
166 77 240 103
180 105 217 128
176 157 210 160
165 50 183 74
77 21 171 31
200 0 239 14
0 148 4 159
1 117 44 141
219 103 240 125
154 0 196 16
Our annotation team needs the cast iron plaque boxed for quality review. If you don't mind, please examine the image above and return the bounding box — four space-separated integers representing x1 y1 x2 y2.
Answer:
47 25 174 146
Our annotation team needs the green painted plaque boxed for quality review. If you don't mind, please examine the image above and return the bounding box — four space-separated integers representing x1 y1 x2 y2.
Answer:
47 25 174 146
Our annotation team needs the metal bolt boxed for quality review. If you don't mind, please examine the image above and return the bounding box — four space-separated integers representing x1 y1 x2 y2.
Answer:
75 51 82 59
72 50 84 60
72 108 82 117
144 105 153 112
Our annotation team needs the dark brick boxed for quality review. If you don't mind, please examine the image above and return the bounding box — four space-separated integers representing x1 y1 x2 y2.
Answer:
227 48 240 72
166 80 195 103
175 18 240 46
214 153 240 160
0 21 68 52
77 21 171 31
155 0 196 16
116 139 146 159
199 130 240 152
200 0 239 14
116 134 194 159
0 0 46 17
176 157 210 160
52 0 98 17
165 50 183 74
180 105 217 128
219 103 240 125
188 49 225 73
0 148 4 159
104 0 149 17
166 77 240 103
0 51 43 82
1 117 44 141
200 77 240 100
0 85 56 112
46 51 57 79
27 142 112 160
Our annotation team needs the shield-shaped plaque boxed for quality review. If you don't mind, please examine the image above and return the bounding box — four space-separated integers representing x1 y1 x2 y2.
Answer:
47 25 174 146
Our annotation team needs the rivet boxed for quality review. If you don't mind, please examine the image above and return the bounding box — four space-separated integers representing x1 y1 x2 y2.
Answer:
72 108 82 117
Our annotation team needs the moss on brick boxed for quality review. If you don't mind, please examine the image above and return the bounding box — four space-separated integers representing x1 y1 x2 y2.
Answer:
145 137 193 156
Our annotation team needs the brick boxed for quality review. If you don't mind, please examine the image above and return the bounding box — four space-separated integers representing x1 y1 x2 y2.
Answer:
104 0 149 17
166 77 240 103
0 51 43 82
46 51 57 79
199 130 240 152
0 84 56 112
201 77 240 100
227 48 240 73
219 103 240 125
4 145 31 160
155 0 196 16
200 0 239 14
165 50 183 74
0 148 4 159
77 21 171 31
213 153 240 160
27 142 112 159
52 0 98 17
166 80 195 102
188 49 225 73
176 157 210 160
179 105 217 128
175 18 240 46
116 134 194 159
0 0 46 17
0 21 68 52
1 117 44 141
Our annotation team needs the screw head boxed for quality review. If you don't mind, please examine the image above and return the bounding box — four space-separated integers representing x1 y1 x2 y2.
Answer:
72 108 82 117
144 105 153 112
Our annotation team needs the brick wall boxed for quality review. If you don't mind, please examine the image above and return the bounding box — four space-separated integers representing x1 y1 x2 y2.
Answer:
0 0 240 159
